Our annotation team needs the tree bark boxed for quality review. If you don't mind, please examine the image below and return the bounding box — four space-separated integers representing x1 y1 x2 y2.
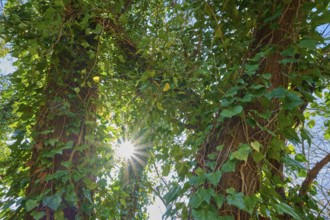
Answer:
24 6 99 220
197 0 305 219
299 153 330 198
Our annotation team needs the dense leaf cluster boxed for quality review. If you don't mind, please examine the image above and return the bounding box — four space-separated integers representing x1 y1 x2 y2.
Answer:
0 0 329 219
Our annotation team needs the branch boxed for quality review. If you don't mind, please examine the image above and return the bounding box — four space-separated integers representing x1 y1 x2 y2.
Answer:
299 153 330 198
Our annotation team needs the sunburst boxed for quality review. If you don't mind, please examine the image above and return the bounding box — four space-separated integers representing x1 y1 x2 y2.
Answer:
115 138 148 180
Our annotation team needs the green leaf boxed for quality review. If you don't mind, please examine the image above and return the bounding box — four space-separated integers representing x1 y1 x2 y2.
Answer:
216 145 224 151
312 11 330 26
244 195 259 214
189 188 215 208
205 170 222 186
25 199 38 211
213 194 225 208
283 92 304 110
307 120 315 129
162 164 171 176
207 153 217 160
61 161 72 168
118 55 125 63
252 151 264 163
275 203 302 220
45 170 68 181
189 191 205 208
164 185 180 204
244 64 259 75
192 205 218 220
270 87 286 99
298 169 307 177
31 211 45 220
226 189 246 210
189 175 205 186
54 210 65 219
264 8 282 23
298 39 317 50
280 46 295 56
220 106 243 118
156 102 164 111
55 0 64 7
283 156 305 170
221 160 236 173
295 153 307 162
42 193 62 210
141 70 155 81
262 73 272 80
230 144 250 161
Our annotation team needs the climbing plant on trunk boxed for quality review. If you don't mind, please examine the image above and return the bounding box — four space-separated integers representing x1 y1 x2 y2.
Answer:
0 0 329 220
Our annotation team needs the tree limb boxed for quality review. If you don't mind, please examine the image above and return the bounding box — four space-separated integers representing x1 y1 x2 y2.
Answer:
299 153 330 198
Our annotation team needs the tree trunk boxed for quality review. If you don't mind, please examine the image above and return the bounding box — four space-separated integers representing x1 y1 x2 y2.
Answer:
197 0 305 218
24 7 99 220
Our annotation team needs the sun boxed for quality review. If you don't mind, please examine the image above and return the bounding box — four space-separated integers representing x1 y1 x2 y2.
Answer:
116 141 136 160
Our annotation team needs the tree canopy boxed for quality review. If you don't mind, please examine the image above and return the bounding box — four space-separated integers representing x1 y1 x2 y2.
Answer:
0 0 330 219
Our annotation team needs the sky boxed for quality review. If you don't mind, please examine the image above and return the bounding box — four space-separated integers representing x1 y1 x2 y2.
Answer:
0 56 16 75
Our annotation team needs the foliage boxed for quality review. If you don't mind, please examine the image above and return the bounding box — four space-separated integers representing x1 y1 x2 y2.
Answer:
0 0 329 219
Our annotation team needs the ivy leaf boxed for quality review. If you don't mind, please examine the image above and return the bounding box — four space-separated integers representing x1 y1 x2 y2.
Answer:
230 144 250 161
221 159 236 173
268 87 286 99
192 205 218 220
31 211 45 220
213 194 225 208
298 39 317 50
54 210 64 219
244 195 259 214
42 194 62 210
25 199 38 211
264 8 282 23
205 170 222 186
190 188 216 208
189 175 205 186
283 92 303 110
220 106 243 118
189 190 205 208
295 153 307 162
251 141 261 152
262 73 272 80
226 189 246 210
252 151 264 163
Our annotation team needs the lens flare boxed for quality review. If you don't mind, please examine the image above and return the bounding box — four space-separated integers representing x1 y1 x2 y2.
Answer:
117 141 135 160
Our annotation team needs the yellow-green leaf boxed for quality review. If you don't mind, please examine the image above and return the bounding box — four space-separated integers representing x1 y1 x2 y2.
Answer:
251 141 260 152
163 83 170 92
93 76 100 83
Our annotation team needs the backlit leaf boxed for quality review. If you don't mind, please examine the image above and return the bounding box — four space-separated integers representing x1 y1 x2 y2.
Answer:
163 83 170 92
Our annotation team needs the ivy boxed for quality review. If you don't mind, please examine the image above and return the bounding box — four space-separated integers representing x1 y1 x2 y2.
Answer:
0 0 330 219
